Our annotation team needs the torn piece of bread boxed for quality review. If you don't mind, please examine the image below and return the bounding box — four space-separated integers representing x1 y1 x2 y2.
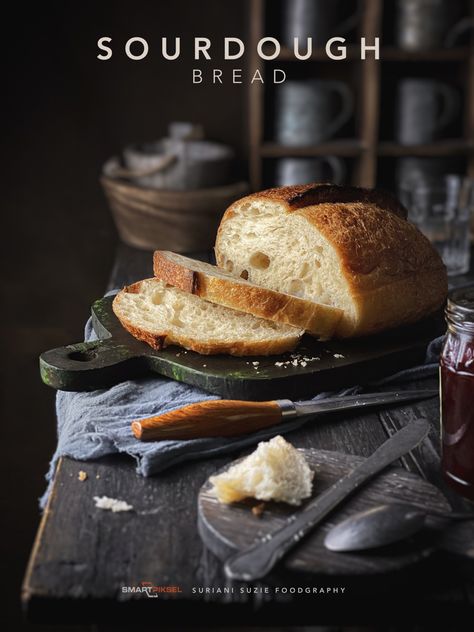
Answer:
215 183 447 338
112 278 303 356
210 435 313 506
153 250 342 338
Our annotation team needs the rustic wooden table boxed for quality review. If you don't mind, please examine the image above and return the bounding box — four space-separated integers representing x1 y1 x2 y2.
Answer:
22 244 474 627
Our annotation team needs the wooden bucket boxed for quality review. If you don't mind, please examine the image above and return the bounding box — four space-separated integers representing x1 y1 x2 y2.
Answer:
101 171 248 252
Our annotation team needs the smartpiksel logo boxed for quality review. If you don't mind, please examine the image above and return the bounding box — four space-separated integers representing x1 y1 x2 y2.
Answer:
121 581 183 597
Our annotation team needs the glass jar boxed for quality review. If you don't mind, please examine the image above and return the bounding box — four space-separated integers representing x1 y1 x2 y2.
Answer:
440 286 474 500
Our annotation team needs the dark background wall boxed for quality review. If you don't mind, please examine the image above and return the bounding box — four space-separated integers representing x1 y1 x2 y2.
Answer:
2 2 248 629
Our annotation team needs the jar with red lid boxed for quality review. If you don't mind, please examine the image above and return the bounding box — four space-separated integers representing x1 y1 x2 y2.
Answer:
440 286 474 500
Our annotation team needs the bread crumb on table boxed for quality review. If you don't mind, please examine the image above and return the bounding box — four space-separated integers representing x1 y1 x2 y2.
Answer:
274 354 321 368
93 496 133 512
252 502 266 518
78 470 88 482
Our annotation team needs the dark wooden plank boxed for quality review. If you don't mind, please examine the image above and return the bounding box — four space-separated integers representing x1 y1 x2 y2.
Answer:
23 243 474 624
355 0 382 187
23 456 231 613
248 0 264 191
381 46 470 61
277 45 362 61
378 139 473 157
39 293 444 397
23 408 473 625
198 448 451 576
21 407 389 614
260 140 363 158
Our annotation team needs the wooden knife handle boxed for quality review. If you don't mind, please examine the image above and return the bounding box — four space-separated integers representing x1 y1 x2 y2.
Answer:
131 400 283 441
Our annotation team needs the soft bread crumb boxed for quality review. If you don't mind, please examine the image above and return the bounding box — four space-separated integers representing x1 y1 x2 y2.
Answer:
113 278 302 356
93 496 133 512
210 436 313 506
78 470 88 482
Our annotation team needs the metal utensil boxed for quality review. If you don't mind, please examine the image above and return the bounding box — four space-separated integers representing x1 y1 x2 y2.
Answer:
224 418 431 581
132 389 437 441
324 503 474 552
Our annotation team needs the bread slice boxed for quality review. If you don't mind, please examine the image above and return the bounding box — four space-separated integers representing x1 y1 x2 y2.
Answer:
215 183 447 338
153 251 343 338
112 278 303 356
210 435 313 506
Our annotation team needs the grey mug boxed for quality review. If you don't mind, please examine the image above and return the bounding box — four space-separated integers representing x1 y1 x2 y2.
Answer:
395 79 459 145
275 79 354 146
395 0 463 51
282 0 360 47
275 157 346 186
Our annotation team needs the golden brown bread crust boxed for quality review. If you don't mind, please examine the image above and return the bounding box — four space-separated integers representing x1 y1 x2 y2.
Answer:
112 280 302 356
153 252 198 294
215 184 447 337
231 183 408 218
153 250 343 337
300 202 447 335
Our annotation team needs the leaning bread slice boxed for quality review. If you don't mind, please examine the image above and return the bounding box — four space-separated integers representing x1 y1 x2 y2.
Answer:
112 278 303 356
153 251 343 338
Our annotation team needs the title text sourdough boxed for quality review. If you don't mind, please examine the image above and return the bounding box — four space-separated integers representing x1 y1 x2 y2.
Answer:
97 37 379 84
97 37 380 62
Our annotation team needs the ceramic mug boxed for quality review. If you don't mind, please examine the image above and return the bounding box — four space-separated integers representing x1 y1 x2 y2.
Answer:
123 139 234 190
275 157 346 186
395 79 459 145
395 0 463 51
275 80 354 146
282 0 360 47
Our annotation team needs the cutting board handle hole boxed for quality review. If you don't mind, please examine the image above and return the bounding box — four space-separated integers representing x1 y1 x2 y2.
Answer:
68 349 98 362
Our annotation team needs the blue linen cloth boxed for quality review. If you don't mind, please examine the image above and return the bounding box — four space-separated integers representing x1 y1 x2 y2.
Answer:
41 307 443 507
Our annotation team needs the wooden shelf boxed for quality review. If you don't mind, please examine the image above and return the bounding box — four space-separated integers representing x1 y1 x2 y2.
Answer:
274 46 469 63
261 140 363 158
381 47 470 61
378 140 473 157
248 0 474 189
277 45 361 61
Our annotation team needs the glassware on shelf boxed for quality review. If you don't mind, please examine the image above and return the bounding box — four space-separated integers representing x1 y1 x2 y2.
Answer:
400 175 473 276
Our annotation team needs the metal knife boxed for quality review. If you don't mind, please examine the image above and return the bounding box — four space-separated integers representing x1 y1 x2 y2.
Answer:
224 417 431 581
131 389 437 441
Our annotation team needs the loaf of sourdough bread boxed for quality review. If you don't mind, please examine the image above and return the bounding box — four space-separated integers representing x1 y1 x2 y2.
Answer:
153 250 343 338
112 278 303 356
215 183 447 337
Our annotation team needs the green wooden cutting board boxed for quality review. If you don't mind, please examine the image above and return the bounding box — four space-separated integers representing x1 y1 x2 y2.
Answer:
39 295 444 400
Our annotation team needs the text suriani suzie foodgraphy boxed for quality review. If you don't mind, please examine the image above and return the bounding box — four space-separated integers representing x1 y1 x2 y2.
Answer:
96 36 380 84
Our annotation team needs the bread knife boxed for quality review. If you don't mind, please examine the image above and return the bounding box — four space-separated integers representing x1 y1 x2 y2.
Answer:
131 389 437 440
224 418 431 581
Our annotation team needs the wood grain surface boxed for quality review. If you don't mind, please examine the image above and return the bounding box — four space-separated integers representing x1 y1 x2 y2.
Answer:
22 244 474 626
198 448 451 576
